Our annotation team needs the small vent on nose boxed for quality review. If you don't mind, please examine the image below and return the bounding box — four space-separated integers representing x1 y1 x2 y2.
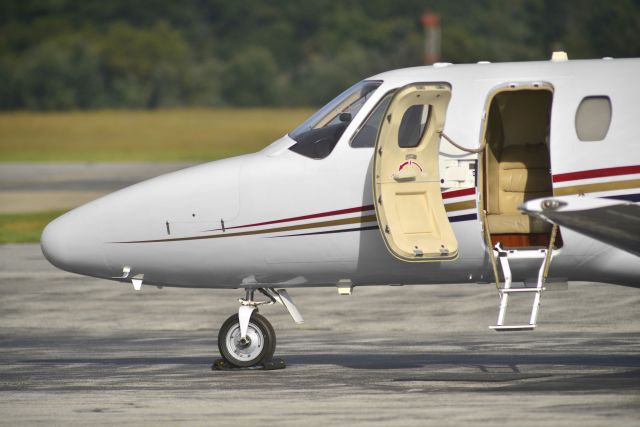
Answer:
165 221 171 235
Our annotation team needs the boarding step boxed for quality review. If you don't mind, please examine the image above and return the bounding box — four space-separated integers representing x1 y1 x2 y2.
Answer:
489 325 536 332
489 225 559 331
499 287 545 294
496 247 549 260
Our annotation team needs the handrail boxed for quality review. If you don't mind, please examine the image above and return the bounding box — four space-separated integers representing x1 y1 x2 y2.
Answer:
439 130 487 154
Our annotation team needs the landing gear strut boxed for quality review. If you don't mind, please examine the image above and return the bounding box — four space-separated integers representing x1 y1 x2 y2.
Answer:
216 288 304 368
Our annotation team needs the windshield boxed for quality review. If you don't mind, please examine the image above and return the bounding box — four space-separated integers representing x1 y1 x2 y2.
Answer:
288 80 382 159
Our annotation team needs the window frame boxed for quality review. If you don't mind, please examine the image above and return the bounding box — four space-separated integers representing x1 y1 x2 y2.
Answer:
287 80 383 159
349 89 396 149
575 95 612 142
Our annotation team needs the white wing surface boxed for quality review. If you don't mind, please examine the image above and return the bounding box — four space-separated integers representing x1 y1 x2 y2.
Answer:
520 195 640 257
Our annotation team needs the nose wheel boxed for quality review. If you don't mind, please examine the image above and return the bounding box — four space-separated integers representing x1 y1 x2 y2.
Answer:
216 288 303 369
218 312 276 367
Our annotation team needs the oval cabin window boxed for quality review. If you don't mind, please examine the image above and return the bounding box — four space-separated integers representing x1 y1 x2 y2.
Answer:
575 96 612 141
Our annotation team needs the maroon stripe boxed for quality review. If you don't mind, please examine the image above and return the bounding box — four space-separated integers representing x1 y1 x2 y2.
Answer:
219 205 376 231
208 187 476 232
442 187 476 199
553 165 640 183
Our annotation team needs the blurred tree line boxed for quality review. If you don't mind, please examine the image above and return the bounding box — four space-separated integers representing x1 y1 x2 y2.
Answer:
0 0 638 110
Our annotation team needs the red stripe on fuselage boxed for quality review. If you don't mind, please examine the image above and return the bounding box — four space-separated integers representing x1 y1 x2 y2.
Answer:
442 187 476 199
220 205 376 231
553 165 640 183
212 187 477 232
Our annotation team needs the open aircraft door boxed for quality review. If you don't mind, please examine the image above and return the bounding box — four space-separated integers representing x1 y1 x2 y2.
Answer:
373 83 458 262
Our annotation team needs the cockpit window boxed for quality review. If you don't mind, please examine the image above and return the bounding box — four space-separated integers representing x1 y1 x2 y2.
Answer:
350 91 394 148
289 80 382 159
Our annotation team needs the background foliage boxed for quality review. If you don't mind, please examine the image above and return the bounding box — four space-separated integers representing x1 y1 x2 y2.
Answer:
1 0 639 110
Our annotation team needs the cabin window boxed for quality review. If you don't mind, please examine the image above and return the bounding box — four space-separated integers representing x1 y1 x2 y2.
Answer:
398 104 431 148
350 91 394 148
575 96 612 141
289 80 382 159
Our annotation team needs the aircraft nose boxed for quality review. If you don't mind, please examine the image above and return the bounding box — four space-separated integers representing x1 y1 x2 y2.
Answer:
41 208 110 277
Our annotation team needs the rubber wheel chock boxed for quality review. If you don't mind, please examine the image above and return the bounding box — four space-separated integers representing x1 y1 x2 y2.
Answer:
211 357 286 371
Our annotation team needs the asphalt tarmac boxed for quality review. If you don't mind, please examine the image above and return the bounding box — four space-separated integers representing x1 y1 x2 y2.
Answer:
0 162 194 213
1 244 639 426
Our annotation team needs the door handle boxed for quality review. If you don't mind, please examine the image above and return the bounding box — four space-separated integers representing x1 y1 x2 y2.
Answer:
392 169 417 181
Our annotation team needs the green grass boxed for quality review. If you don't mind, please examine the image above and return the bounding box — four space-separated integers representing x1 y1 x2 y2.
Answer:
0 210 66 243
0 108 315 242
0 108 314 162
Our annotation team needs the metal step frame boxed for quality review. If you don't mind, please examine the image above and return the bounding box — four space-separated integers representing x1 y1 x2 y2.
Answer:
489 224 559 331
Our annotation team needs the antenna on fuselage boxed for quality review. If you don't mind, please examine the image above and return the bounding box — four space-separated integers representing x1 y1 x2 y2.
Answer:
551 51 568 61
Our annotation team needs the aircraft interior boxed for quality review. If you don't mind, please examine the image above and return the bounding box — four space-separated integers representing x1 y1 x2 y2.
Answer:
482 88 562 248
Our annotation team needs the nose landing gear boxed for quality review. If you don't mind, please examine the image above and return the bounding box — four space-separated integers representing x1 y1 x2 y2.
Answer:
218 311 276 367
215 288 303 369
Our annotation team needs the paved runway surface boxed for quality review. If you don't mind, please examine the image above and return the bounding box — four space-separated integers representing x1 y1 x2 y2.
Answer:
0 163 195 212
1 244 639 426
0 162 196 192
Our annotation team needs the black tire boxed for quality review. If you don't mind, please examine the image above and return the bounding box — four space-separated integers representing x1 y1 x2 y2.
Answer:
217 312 276 367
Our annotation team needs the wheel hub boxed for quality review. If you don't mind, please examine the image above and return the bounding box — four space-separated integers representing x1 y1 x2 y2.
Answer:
226 324 264 362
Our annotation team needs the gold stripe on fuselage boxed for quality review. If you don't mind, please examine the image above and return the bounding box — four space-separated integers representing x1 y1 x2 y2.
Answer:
119 196 481 244
444 200 476 212
117 214 379 244
554 179 640 196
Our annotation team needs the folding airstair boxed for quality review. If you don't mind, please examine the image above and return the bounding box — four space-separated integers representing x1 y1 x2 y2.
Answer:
487 223 559 331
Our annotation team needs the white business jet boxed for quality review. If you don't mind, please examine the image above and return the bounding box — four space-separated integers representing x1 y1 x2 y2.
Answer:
41 53 640 367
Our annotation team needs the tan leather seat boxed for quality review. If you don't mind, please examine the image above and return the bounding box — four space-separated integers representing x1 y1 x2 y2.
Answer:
486 143 552 234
